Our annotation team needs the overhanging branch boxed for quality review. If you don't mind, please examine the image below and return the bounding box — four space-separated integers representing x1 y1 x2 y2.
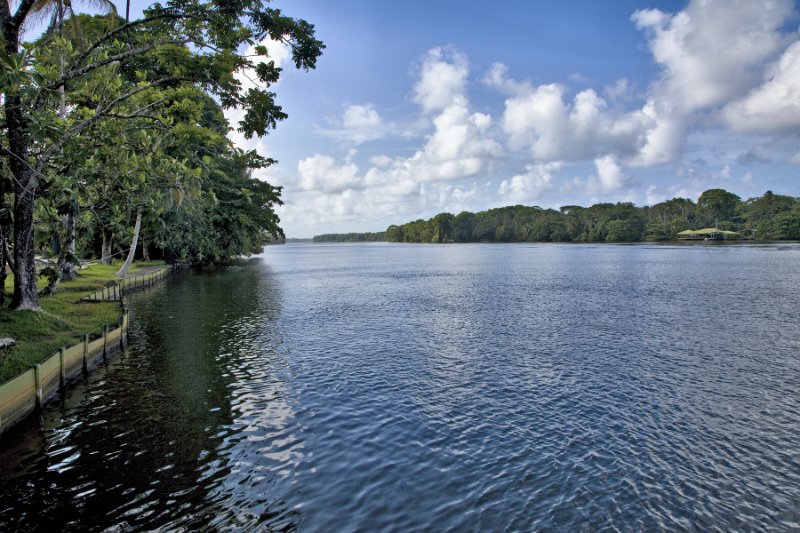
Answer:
35 77 181 171
44 39 190 92
74 12 195 67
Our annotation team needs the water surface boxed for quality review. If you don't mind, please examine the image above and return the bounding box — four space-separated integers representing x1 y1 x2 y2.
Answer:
1 243 799 531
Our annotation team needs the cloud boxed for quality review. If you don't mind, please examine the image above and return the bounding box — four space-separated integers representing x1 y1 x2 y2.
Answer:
628 0 796 164
723 41 800 134
319 104 386 144
563 155 638 197
416 103 503 179
297 154 360 193
594 154 637 193
294 46 502 204
645 184 662 205
498 162 561 203
604 78 631 103
364 49 503 187
632 0 791 113
495 73 650 162
342 104 382 130
272 2 800 236
737 145 773 164
490 0 799 170
369 154 393 167
413 47 469 113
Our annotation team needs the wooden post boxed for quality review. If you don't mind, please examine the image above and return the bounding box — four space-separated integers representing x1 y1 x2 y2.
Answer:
82 334 89 375
119 316 125 350
34 364 43 410
59 347 66 390
102 325 108 362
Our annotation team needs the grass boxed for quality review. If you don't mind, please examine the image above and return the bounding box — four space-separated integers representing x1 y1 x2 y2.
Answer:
0 260 168 383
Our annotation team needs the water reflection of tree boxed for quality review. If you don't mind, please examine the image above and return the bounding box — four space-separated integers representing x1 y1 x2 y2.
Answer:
0 259 300 530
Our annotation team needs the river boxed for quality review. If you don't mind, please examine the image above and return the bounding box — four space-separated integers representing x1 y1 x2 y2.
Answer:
1 243 799 531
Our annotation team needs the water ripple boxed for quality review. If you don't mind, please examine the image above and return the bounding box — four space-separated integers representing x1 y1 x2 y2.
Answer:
0 244 798 531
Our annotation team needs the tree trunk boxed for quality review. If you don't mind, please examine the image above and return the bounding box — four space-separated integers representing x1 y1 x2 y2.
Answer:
115 211 141 277
142 235 150 261
6 99 41 311
0 223 6 307
2 7 40 311
0 180 8 306
43 211 78 297
58 211 78 281
2 240 14 274
101 230 113 265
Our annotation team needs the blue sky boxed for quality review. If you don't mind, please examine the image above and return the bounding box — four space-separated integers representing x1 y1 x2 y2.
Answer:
135 1 800 235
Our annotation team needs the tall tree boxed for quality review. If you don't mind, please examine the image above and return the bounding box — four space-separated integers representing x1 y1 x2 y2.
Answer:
697 189 741 228
0 0 323 310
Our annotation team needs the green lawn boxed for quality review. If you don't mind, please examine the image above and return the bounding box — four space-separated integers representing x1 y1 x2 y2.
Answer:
0 261 168 383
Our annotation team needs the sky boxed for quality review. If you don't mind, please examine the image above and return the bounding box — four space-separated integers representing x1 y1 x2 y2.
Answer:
116 1 800 236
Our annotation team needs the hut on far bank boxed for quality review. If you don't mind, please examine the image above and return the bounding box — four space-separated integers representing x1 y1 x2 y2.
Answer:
677 228 741 241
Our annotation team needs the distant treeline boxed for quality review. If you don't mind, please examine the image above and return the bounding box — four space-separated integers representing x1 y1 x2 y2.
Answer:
313 232 386 243
385 189 800 243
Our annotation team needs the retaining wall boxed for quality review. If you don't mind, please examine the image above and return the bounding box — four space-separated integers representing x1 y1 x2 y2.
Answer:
0 266 170 436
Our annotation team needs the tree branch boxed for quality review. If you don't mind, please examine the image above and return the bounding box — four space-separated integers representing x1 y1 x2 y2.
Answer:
74 12 194 67
46 39 190 91
36 78 181 171
11 0 39 29
33 39 190 111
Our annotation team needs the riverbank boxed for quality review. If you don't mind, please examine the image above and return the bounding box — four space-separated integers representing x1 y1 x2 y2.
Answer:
0 261 167 383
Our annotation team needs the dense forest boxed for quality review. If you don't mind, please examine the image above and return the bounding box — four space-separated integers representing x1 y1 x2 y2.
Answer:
314 232 385 243
386 189 799 243
314 189 800 243
1 3 322 310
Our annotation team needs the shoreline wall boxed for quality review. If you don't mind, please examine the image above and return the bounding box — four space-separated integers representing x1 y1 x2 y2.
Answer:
0 266 171 437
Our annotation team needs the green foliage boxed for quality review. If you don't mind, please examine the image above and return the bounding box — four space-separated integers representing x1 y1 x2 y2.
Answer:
698 189 741 227
2 0 324 309
9 9 318 271
385 189 800 244
313 232 386 243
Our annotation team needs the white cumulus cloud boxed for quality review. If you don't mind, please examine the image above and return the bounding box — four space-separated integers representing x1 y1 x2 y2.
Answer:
490 0 799 169
318 104 386 144
723 41 800 133
632 0 791 112
413 47 469 113
342 104 382 130
297 154 360 193
499 162 561 203
629 0 796 164
497 75 650 162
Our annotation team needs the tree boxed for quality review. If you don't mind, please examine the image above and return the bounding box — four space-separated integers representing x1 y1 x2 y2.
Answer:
644 197 696 240
697 189 741 228
1 0 324 310
431 213 454 243
385 225 403 242
741 191 797 238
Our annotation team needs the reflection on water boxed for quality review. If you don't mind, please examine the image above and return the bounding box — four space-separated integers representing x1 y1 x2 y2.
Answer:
1 243 799 531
